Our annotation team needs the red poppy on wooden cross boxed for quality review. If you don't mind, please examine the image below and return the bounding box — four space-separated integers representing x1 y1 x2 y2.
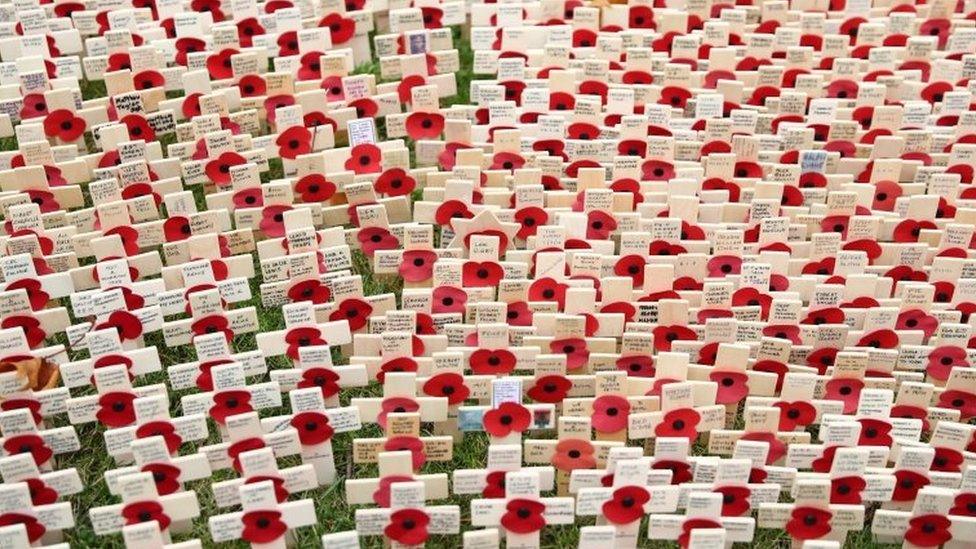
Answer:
255 301 353 361
0 407 80 472
180 363 283 438
451 443 556 500
60 327 162 388
470 469 575 549
65 365 167 430
167 332 268 393
269 338 368 409
350 372 450 429
208 479 317 548
0 480 75 544
102 433 212 499
88 470 199 542
259 386 362 485
353 477 461 546
345 450 450 508
196 411 301 476
646 489 756 546
0 452 82 507
209 445 317 509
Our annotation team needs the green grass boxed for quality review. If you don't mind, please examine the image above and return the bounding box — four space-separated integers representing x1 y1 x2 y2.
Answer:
20 24 902 549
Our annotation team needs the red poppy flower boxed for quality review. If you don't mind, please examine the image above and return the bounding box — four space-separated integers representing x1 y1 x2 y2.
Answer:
715 485 751 516
138 463 182 496
655 408 700 441
0 398 41 426
592 395 630 433
421 372 469 405
528 277 568 309
641 159 675 181
461 261 503 288
381 508 431 545
370 475 413 508
585 210 617 240
209 390 253 425
328 298 372 332
23 477 58 505
136 420 182 455
121 500 171 531
893 219 937 242
822 378 863 414
549 338 589 371
483 402 531 437
205 48 238 79
707 255 742 277
709 371 749 404
4 279 49 311
652 325 696 352
3 433 53 468
856 418 893 447
296 368 340 399
511 206 547 239
95 310 143 342
894 310 938 338
369 168 414 199
160 215 190 242
600 485 649 524
286 279 331 305
429 286 465 315
119 114 155 143
772 400 816 431
43 109 86 141
939 389 976 419
824 475 867 505
1 315 45 348
0 513 45 542
659 86 692 108
466 348 517 377
930 446 963 473
803 309 845 330
284 327 327 361
731 288 772 319
377 357 419 384
480 470 508 498
291 174 335 204
20 93 48 120
276 126 312 160
204 151 246 185
354 227 397 258
396 250 435 282
857 329 899 349
377 396 420 429
678 518 723 548
241 510 287 544
289 411 334 446
319 12 355 44
927 346 967 381
95 391 137 427
490 152 525 171
403 111 444 140
616 355 654 377
345 143 382 174
527 375 571 403
501 498 546 534
226 438 266 474
786 507 832 540
190 314 233 342
551 439 596 471
433 200 473 228
950 493 976 517
904 514 952 547
892 469 930 501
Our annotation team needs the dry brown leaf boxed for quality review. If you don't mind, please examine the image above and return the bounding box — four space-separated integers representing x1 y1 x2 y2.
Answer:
0 357 60 392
